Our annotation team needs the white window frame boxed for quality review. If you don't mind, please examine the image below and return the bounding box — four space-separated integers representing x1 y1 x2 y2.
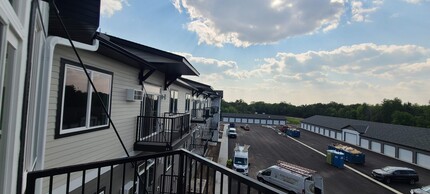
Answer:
169 90 178 113
185 93 191 112
57 62 113 136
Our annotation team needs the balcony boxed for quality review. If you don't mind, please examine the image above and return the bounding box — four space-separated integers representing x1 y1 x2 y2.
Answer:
191 108 213 123
25 149 284 194
134 113 191 152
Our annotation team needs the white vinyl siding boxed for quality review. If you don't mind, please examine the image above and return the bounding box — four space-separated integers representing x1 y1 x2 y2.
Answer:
168 84 192 114
383 145 396 158
44 46 152 168
398 148 413 163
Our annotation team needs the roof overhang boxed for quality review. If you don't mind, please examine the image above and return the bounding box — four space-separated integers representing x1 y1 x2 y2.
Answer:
47 0 101 44
103 34 200 77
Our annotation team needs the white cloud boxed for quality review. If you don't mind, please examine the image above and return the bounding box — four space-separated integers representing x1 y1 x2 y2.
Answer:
403 0 430 4
217 43 430 104
173 0 382 47
174 52 237 68
101 0 127 17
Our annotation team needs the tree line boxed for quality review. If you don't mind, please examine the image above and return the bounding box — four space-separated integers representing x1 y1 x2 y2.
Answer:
221 98 430 128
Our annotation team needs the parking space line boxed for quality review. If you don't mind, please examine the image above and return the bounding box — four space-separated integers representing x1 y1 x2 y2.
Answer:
285 134 403 194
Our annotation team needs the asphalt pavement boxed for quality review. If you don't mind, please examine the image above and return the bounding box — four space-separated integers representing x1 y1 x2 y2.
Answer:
227 123 430 194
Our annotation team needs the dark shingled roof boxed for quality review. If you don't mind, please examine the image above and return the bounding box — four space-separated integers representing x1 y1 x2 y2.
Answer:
222 113 286 120
301 115 430 152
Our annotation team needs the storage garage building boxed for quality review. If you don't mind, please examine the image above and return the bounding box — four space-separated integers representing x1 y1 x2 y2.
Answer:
221 113 286 126
301 115 430 169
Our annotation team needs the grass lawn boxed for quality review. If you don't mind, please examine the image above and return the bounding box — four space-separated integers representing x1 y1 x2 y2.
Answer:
286 117 303 125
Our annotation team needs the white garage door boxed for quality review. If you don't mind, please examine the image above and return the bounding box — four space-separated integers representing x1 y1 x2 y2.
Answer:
223 117 229 122
360 139 369 149
324 129 330 137
344 132 358 145
261 120 267 124
384 145 396 158
273 120 279 125
319 128 324 135
235 118 241 122
399 148 413 163
280 121 286 125
417 153 430 169
242 118 247 123
336 132 342 140
371 142 381 153
248 119 254 124
267 120 273 125
254 119 260 124
330 131 336 139
229 118 235 122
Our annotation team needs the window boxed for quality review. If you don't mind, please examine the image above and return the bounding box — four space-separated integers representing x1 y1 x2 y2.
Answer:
169 90 178 113
56 59 113 137
185 94 191 112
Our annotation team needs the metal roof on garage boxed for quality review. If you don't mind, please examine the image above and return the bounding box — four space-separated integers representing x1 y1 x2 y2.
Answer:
222 113 286 120
302 115 430 152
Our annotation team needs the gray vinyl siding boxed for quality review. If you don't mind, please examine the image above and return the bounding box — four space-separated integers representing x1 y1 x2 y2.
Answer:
44 45 150 169
169 83 192 113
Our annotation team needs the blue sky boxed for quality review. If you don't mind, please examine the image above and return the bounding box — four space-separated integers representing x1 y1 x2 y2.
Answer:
99 0 430 105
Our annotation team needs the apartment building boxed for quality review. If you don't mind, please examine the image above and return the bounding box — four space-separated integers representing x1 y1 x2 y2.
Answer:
1 0 280 194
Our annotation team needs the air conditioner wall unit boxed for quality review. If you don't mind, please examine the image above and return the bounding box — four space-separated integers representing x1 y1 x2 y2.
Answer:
126 89 144 101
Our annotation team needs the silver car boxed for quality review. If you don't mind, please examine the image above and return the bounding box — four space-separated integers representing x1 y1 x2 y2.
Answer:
411 185 430 194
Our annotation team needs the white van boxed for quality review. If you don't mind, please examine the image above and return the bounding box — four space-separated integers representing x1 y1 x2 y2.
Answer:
257 161 324 194
233 144 250 175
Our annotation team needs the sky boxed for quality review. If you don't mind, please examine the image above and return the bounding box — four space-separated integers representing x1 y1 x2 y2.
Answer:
99 0 430 106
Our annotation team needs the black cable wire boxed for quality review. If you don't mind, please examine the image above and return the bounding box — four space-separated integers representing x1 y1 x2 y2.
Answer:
50 0 130 157
36 0 47 37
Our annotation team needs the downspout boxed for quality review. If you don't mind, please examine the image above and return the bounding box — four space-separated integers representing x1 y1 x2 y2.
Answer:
35 36 98 193
17 0 38 193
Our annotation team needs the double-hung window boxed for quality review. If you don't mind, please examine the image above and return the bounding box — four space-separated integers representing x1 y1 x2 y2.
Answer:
56 59 113 137
169 90 178 113
185 94 191 112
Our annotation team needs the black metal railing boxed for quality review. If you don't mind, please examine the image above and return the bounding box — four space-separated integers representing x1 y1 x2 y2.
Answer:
191 108 213 120
26 149 284 194
135 114 191 146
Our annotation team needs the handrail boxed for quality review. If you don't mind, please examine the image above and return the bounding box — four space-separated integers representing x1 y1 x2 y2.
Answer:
26 149 284 194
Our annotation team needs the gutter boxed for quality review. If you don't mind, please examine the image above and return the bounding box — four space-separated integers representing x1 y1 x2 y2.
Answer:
35 36 98 193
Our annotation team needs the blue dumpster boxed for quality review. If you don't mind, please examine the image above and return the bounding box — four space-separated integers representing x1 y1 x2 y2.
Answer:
286 129 300 138
328 143 365 164
326 150 335 165
332 151 345 168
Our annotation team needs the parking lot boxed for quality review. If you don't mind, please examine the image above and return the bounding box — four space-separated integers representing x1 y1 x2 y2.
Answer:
228 124 430 194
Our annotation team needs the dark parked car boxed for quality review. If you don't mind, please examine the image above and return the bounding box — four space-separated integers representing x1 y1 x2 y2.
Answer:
411 185 430 194
371 166 419 184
